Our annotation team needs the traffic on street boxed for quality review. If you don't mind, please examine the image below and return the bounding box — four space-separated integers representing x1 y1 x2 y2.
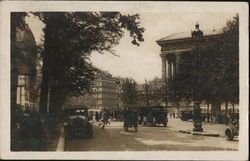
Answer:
64 119 238 151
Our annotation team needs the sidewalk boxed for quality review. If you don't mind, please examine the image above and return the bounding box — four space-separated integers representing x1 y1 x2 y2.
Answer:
46 124 62 151
168 118 228 137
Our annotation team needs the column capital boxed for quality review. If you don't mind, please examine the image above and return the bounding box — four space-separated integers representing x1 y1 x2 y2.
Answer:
166 54 175 62
160 54 166 61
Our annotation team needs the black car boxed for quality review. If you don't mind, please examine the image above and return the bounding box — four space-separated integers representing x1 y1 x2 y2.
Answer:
142 106 168 127
180 111 193 121
123 108 138 132
63 106 93 139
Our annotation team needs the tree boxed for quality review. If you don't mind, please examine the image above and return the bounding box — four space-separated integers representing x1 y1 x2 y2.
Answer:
121 78 138 108
172 14 239 116
221 14 239 111
34 12 145 115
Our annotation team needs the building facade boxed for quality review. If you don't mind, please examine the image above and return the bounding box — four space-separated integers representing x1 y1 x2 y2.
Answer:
92 71 120 110
13 13 39 112
66 71 121 111
156 23 239 116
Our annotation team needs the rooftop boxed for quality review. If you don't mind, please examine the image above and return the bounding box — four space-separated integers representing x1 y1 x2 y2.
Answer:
156 29 222 43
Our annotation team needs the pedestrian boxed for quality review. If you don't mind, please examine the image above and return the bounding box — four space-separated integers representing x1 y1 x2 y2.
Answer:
95 112 99 121
103 110 110 125
173 112 175 118
207 113 210 123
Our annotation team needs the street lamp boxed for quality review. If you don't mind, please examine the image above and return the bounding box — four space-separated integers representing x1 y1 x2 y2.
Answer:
191 22 203 132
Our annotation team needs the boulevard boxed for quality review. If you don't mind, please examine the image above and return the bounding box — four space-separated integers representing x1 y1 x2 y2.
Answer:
65 119 238 151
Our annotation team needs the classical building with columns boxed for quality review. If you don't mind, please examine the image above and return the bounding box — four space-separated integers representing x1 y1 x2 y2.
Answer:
156 23 224 115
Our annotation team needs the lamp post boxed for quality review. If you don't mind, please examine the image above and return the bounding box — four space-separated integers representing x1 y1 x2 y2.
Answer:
191 22 203 132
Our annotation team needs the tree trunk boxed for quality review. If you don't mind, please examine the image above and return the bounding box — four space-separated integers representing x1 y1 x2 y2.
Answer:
39 65 50 115
49 83 65 122
211 99 221 123
225 100 228 115
39 20 55 115
49 86 58 115
207 103 210 123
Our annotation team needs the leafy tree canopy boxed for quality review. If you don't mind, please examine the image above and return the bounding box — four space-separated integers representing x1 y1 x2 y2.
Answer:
34 12 145 96
172 14 239 106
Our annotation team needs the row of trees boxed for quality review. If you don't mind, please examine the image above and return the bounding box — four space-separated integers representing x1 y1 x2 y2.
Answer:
32 12 145 117
120 78 138 108
171 14 239 115
120 78 162 108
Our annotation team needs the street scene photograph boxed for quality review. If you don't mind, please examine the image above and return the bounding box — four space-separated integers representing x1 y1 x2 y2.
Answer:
4 2 247 157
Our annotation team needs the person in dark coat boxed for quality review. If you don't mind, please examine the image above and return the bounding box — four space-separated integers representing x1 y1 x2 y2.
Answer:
95 112 100 121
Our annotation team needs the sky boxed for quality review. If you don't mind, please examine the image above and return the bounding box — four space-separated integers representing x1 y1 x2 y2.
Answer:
25 12 237 84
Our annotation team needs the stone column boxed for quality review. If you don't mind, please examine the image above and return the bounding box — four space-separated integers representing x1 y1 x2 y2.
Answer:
161 54 166 84
161 54 167 106
173 60 176 80
168 59 172 81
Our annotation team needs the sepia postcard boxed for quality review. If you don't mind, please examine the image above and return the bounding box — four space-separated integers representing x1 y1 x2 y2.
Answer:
0 1 248 160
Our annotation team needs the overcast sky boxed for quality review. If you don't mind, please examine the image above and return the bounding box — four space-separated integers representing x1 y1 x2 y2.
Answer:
26 12 237 84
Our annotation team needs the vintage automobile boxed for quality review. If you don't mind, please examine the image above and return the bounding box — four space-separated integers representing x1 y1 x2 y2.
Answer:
123 108 138 132
225 113 239 141
63 106 93 139
142 106 168 127
180 111 193 121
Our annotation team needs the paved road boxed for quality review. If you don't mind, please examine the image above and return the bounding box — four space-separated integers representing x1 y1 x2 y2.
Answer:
65 120 238 151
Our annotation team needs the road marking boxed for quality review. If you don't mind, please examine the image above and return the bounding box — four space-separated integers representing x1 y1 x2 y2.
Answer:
56 125 65 151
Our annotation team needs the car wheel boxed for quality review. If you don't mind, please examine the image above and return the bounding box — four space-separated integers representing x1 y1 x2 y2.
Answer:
225 128 234 141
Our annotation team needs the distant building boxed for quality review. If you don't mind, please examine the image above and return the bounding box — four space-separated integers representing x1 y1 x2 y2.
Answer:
66 71 121 111
13 13 39 112
92 71 120 110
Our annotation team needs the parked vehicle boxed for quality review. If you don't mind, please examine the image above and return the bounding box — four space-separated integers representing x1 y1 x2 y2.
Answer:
123 108 138 132
180 111 193 121
225 113 239 141
151 106 168 127
63 106 93 139
141 106 168 127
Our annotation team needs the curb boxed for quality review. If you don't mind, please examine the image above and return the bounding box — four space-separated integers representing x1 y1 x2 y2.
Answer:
179 130 191 134
56 125 65 151
178 130 220 137
193 132 220 137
